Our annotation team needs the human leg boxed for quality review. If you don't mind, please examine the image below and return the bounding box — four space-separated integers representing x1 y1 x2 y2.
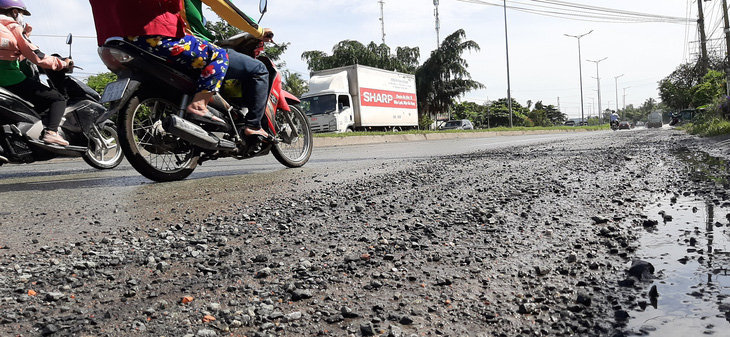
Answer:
128 35 229 123
224 48 269 131
5 78 69 146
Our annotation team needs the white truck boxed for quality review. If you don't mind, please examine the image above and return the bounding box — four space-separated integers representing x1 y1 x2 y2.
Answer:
300 65 419 133
647 111 663 128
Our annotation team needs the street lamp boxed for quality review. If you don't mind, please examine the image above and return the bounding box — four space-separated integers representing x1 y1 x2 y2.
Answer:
614 74 624 119
587 57 607 122
622 86 631 119
565 30 593 125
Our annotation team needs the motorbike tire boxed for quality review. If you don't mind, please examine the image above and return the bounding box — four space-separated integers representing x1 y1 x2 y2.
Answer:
82 123 125 169
272 104 313 168
118 95 199 182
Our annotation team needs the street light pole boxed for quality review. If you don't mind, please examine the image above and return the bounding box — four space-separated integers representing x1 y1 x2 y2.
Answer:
565 30 593 125
587 57 607 123
622 86 631 118
614 74 624 119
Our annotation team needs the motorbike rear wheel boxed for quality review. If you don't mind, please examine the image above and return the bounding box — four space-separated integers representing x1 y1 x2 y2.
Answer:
272 104 312 168
118 96 199 182
82 123 125 169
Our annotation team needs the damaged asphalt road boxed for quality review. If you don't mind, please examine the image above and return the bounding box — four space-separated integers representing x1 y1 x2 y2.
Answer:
1 129 729 336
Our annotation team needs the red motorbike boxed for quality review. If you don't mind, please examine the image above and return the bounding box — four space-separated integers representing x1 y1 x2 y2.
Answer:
95 0 312 182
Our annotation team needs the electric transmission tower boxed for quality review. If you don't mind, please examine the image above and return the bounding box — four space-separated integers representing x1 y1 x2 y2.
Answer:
434 0 440 48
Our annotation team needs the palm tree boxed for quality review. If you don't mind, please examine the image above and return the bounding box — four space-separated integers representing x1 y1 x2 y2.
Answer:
416 29 484 125
282 71 308 98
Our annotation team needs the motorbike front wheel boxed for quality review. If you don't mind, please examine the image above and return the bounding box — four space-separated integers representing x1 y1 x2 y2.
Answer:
118 96 199 182
82 123 125 169
272 104 312 168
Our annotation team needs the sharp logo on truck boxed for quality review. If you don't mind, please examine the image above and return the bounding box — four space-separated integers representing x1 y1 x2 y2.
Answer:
360 88 417 109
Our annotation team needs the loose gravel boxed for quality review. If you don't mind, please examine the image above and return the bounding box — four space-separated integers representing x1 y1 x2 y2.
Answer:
1 129 729 336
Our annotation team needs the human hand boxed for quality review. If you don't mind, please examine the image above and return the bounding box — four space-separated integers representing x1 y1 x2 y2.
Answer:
261 28 274 42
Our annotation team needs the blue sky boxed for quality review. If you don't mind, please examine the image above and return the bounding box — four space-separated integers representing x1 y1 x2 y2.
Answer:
26 0 707 118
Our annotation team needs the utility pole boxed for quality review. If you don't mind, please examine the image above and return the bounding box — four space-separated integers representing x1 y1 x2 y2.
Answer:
434 0 440 48
698 0 709 74
378 0 386 44
503 0 513 127
722 0 730 95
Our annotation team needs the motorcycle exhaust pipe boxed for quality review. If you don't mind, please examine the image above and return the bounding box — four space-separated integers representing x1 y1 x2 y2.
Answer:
162 115 236 150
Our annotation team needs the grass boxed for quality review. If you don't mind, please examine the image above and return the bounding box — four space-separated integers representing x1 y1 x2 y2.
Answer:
311 125 609 137
684 118 730 137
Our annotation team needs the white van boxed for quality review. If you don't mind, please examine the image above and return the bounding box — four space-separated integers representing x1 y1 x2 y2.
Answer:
647 111 663 128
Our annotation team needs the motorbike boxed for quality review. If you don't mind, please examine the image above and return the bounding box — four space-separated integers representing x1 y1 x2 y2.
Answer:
0 34 124 169
669 112 680 126
610 120 619 131
96 0 312 182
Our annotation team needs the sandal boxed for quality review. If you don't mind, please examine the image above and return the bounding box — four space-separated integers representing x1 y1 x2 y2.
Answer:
244 127 276 144
185 109 227 128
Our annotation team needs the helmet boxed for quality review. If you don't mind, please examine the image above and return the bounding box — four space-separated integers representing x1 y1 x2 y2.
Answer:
0 0 30 16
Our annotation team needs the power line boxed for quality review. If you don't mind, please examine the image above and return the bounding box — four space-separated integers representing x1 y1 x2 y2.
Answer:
456 0 693 24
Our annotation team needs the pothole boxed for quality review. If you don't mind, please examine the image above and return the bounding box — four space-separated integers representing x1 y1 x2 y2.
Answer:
624 194 730 336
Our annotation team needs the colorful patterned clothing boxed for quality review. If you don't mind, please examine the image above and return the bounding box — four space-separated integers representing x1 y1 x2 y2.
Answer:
127 34 229 93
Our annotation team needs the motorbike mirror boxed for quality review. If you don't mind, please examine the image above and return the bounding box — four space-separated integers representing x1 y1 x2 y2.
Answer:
66 33 72 59
257 0 267 23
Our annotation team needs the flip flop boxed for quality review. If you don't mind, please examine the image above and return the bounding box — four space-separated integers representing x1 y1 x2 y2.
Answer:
185 110 227 128
244 127 277 144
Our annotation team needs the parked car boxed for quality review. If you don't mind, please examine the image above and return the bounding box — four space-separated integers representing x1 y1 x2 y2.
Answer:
442 119 474 130
618 121 631 130
564 120 576 126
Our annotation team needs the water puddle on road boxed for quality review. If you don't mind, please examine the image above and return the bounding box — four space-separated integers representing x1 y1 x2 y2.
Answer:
624 194 730 336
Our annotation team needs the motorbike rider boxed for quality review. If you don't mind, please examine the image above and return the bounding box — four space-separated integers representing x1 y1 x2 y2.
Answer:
0 0 73 146
182 0 275 142
610 111 619 127
88 0 229 127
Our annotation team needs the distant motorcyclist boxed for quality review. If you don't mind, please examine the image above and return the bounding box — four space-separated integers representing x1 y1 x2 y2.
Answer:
610 111 619 127
0 0 73 146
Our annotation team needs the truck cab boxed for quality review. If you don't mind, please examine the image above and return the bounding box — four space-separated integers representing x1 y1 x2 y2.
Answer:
301 93 355 133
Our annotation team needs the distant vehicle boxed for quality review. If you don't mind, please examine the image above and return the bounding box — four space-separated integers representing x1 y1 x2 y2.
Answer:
564 120 576 126
647 111 663 128
442 119 474 130
618 121 631 130
300 64 418 133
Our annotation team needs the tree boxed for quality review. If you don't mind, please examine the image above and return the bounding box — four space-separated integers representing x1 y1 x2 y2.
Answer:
282 70 308 98
658 54 727 111
415 29 484 124
86 72 117 95
302 40 420 73
486 98 528 127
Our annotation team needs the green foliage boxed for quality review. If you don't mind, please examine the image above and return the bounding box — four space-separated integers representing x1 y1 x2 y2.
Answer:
205 20 241 42
416 29 484 122
85 72 117 95
419 114 434 130
658 55 728 111
282 70 308 98
691 70 726 107
301 40 420 74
